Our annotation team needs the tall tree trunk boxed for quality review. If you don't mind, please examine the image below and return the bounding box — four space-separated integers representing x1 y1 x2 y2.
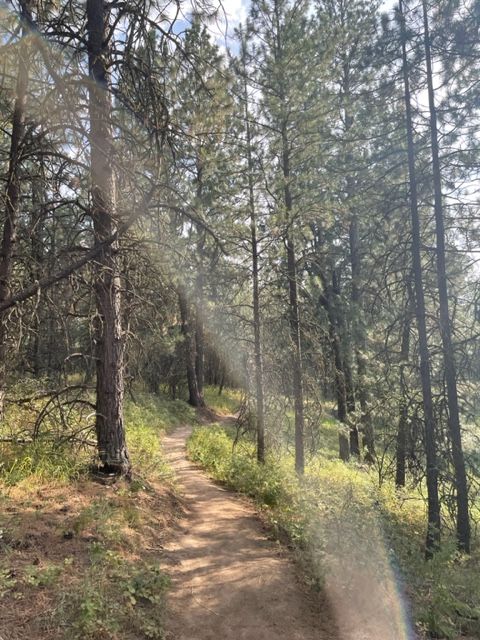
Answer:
282 128 305 475
342 64 374 461
422 0 470 553
319 272 357 461
240 36 266 463
0 0 33 418
396 295 412 488
272 0 304 474
332 268 359 456
194 164 206 404
286 231 305 475
399 0 440 555
193 277 205 408
178 287 203 407
87 0 130 475
195 270 205 401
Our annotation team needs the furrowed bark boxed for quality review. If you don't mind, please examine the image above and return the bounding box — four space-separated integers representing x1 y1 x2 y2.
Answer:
87 0 130 475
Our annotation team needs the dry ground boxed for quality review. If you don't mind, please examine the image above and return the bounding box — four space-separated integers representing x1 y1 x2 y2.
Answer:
162 425 339 640
0 476 180 639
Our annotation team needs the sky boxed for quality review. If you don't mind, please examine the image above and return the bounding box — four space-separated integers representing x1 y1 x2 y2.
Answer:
210 0 399 50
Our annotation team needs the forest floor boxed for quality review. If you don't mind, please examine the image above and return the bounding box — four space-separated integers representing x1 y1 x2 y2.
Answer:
0 474 179 640
162 422 338 640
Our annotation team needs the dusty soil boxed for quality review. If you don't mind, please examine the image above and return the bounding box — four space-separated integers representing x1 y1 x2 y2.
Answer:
0 477 179 640
162 426 338 640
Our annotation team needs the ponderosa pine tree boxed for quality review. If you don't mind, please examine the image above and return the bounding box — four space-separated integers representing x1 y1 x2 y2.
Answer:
86 0 130 475
249 0 318 474
236 27 266 463
398 0 441 554
421 0 470 552
314 0 382 462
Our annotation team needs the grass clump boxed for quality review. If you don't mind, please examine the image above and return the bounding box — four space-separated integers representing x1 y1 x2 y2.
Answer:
0 441 86 486
62 549 170 640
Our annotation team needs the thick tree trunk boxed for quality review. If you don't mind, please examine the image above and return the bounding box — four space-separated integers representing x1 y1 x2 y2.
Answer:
400 0 440 555
87 0 130 475
178 287 203 407
422 0 470 553
0 1 33 418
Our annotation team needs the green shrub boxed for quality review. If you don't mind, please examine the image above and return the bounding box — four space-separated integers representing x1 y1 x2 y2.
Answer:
0 440 87 485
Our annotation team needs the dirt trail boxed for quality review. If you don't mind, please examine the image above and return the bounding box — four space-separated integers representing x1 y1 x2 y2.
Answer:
162 425 337 640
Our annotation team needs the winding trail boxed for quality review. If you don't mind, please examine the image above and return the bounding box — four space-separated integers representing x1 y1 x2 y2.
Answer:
162 425 337 640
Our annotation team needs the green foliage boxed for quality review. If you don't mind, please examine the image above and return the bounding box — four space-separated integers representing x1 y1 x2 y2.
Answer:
24 562 64 587
64 549 170 640
0 441 86 485
125 392 196 434
125 392 196 479
407 543 480 639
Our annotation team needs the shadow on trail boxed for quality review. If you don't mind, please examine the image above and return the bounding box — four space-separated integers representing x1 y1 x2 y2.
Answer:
162 425 341 640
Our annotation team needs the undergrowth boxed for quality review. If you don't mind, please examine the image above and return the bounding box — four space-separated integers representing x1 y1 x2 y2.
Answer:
203 385 243 415
187 424 480 640
0 388 195 485
0 388 189 639
60 546 170 640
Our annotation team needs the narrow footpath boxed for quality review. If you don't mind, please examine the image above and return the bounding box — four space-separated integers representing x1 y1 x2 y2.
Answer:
162 426 337 640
